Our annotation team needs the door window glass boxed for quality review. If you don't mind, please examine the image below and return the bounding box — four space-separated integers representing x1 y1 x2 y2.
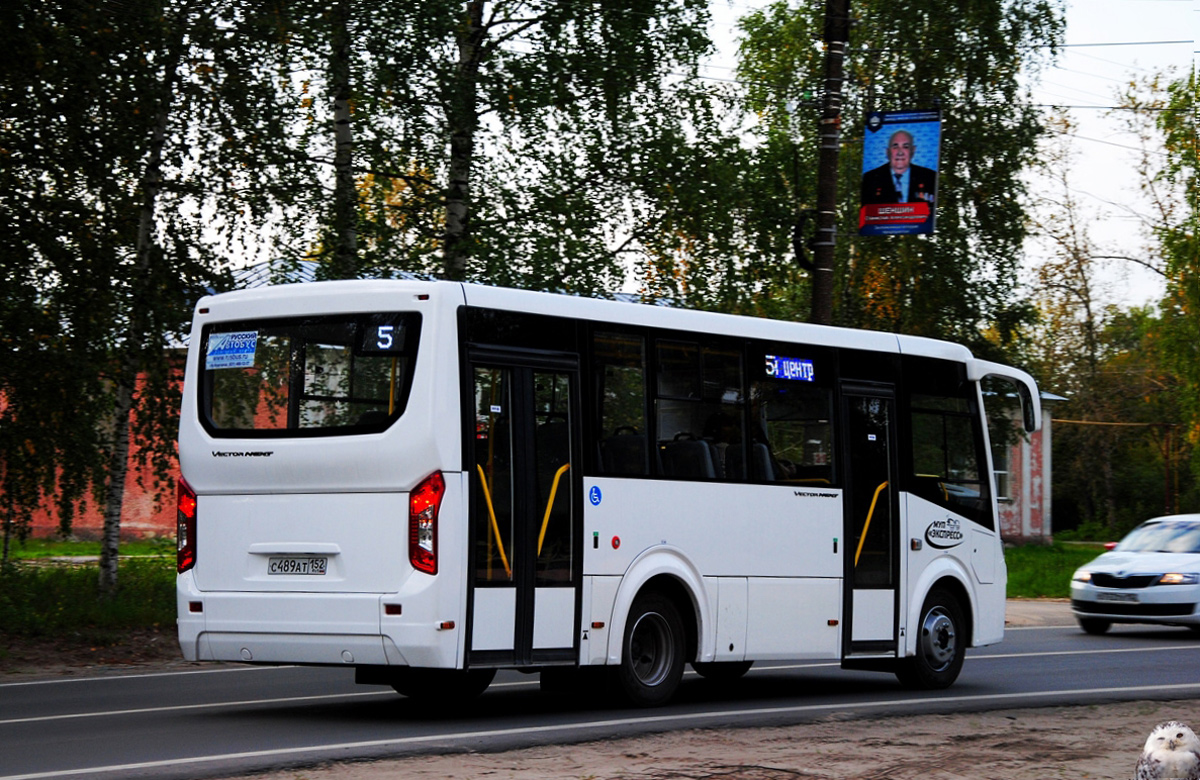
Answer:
849 396 894 588
473 367 514 583
534 371 573 584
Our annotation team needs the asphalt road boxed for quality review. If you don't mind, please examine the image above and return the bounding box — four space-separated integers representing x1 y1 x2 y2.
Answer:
3 603 1199 780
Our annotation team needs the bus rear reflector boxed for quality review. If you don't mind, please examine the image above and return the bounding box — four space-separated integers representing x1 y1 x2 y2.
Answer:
409 472 444 575
177 477 197 573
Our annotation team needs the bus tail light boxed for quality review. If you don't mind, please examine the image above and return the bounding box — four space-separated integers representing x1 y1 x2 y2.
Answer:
177 477 197 573
409 472 444 575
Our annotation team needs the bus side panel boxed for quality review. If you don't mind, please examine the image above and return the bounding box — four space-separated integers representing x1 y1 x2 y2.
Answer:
582 478 842 578
745 577 841 660
585 576 621 665
712 577 748 663
904 494 1005 650
585 477 843 664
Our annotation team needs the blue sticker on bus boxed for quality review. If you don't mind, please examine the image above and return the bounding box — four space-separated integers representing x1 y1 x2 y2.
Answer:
765 355 815 382
206 331 258 370
589 486 602 506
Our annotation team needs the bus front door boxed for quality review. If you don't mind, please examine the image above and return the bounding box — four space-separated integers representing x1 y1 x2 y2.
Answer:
467 356 580 668
842 386 901 657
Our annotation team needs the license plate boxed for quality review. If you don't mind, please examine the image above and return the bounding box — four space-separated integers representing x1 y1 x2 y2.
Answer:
267 556 328 575
1096 592 1138 603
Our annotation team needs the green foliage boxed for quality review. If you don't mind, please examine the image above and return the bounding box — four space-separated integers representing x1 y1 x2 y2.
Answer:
0 558 175 639
1004 543 1103 599
1 0 283 550
1152 73 1200 471
731 0 1063 350
1044 304 1197 533
258 0 717 290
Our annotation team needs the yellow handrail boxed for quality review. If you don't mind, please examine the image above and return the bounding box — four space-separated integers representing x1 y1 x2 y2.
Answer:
854 481 890 567
476 464 512 578
537 463 571 556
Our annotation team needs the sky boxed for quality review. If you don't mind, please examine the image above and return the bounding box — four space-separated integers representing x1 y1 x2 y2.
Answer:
702 0 1198 309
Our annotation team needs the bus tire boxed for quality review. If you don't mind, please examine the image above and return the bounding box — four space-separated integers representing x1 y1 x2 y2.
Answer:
691 661 752 681
1079 618 1111 635
612 592 685 707
895 588 964 690
389 667 496 702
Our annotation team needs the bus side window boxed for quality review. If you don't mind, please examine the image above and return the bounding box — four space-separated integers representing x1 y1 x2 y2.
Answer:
594 331 649 476
748 380 835 485
655 341 745 481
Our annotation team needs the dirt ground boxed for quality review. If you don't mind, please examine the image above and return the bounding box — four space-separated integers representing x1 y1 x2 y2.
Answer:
4 601 1196 780
211 699 1196 780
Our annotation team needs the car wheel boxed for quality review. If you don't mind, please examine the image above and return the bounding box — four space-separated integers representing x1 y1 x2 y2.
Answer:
1078 618 1111 635
612 592 686 707
895 588 965 690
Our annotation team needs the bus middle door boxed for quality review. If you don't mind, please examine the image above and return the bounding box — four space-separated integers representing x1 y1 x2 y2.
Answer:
841 384 902 659
467 353 580 668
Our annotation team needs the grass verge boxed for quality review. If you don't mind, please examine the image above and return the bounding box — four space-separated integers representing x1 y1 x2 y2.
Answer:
1004 542 1104 599
0 556 176 643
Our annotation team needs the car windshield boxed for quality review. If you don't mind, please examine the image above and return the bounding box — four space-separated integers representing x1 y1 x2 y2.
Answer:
1115 521 1200 554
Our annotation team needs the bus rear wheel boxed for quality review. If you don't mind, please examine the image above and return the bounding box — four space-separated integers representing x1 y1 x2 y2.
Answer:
612 592 685 707
895 588 965 690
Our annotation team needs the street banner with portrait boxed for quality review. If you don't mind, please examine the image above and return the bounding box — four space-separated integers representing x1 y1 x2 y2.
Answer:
859 110 941 236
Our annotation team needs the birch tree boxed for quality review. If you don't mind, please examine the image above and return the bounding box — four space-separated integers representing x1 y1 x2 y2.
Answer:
0 0 293 588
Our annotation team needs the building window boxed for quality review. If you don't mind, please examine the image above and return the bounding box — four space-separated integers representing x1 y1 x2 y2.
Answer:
992 442 1011 501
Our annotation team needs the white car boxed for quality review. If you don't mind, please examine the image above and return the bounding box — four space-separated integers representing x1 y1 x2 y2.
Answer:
1070 514 1200 635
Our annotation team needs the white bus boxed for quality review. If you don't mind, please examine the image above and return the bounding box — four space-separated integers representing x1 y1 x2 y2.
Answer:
176 279 1040 706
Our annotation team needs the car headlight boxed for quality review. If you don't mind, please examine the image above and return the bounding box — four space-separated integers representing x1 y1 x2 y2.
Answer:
1157 573 1200 585
1072 570 1091 583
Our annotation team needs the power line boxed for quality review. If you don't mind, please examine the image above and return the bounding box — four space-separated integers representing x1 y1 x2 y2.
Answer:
1056 39 1191 48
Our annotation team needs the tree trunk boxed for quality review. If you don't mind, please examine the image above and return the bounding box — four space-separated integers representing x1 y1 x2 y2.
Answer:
329 0 357 278
98 29 180 596
809 0 849 325
99 381 134 594
442 0 486 281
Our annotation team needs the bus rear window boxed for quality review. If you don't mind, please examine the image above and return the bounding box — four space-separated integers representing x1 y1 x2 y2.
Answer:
199 313 421 437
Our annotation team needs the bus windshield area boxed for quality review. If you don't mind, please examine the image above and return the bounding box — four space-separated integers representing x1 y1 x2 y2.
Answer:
199 313 421 436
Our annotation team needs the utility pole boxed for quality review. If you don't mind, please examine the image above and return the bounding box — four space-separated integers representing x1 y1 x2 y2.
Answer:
809 0 850 326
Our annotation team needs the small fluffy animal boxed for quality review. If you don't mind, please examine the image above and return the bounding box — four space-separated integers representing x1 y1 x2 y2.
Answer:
1136 721 1200 780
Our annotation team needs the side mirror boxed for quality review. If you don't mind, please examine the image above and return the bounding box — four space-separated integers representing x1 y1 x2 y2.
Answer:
1018 383 1036 433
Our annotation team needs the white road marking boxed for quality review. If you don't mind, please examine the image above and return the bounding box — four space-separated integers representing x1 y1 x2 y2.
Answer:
4 681 1200 780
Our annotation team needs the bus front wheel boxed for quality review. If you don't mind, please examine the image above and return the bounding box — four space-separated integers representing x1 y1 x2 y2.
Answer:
612 592 685 707
895 588 965 690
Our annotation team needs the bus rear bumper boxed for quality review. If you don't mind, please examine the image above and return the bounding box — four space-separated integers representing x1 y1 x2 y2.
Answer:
177 574 458 668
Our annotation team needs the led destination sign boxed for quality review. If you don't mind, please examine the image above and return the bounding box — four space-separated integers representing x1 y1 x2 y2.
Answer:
765 354 815 382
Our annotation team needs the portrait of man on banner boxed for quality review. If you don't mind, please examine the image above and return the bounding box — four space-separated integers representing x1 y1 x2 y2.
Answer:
859 111 941 236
